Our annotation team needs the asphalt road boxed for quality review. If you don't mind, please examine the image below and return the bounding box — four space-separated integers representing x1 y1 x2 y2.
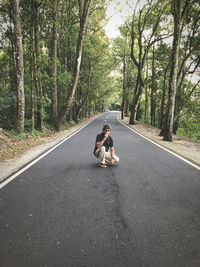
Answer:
0 112 200 267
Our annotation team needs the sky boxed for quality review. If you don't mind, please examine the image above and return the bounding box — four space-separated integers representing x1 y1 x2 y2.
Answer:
104 0 146 38
104 0 199 83
104 0 131 38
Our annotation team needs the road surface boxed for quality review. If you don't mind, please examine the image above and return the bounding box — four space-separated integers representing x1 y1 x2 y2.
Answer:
0 112 200 267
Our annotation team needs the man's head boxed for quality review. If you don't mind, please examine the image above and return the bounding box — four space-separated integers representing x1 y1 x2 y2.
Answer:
103 123 111 133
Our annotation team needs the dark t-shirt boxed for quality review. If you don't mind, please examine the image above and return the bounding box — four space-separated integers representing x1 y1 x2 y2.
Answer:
94 132 113 153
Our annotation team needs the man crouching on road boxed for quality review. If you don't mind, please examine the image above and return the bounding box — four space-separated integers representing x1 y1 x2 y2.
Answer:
94 123 119 168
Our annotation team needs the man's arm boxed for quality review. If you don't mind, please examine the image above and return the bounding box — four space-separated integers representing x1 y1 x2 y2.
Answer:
110 147 115 164
110 147 114 157
96 132 109 148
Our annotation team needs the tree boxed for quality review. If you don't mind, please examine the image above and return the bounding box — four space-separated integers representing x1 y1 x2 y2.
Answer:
144 52 149 124
173 2 200 134
51 0 60 123
34 1 43 131
29 0 35 132
55 0 93 130
120 29 129 120
163 0 196 141
12 0 25 133
129 0 168 125
151 44 156 126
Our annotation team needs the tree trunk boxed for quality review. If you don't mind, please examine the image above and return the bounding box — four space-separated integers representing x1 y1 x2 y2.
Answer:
136 99 141 121
163 0 181 141
125 86 129 116
121 56 127 120
30 14 35 132
60 1 67 69
74 93 89 122
151 44 156 126
173 63 186 134
173 81 182 134
13 0 25 133
129 68 143 124
74 60 91 122
51 0 59 123
121 34 128 120
129 2 163 126
34 2 43 131
55 0 92 130
129 8 145 125
8 6 17 94
173 116 179 134
159 63 169 130
144 55 149 124
66 0 73 72
121 99 125 120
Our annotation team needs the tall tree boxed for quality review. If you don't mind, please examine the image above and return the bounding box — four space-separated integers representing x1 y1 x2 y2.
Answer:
163 0 182 141
144 53 149 123
51 0 60 123
173 3 200 134
34 1 43 131
159 61 170 130
30 1 35 132
55 0 93 130
151 44 156 126
129 0 168 124
122 33 129 120
12 0 25 133
121 52 128 120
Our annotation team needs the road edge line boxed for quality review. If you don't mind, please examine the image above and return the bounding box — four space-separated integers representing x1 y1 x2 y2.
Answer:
117 114 200 171
0 114 104 190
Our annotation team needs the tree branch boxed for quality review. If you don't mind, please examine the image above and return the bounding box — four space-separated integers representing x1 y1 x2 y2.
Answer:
174 80 200 121
130 8 139 67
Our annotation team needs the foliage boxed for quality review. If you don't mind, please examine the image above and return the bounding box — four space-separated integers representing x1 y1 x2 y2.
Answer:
177 95 200 141
0 91 16 129
0 0 199 141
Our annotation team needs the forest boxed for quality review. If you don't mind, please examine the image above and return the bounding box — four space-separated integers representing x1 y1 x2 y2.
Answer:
0 0 199 142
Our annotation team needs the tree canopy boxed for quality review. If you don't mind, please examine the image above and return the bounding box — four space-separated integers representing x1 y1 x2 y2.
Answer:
0 0 199 141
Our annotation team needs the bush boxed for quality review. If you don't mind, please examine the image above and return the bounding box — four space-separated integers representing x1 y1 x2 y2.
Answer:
0 92 16 129
177 117 200 141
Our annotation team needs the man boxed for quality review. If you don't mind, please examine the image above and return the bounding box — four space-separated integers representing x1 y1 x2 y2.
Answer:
94 123 119 168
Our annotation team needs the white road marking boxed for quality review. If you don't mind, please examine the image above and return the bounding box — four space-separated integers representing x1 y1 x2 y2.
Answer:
0 115 103 190
1 111 199 190
117 113 200 171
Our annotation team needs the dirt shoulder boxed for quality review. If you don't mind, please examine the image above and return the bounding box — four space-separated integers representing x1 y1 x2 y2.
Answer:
0 114 100 183
0 113 199 183
120 117 200 168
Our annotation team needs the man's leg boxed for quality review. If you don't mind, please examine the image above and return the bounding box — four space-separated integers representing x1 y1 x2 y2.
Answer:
105 152 119 164
95 146 106 164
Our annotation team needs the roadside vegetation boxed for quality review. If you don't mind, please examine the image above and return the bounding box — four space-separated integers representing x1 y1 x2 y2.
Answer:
0 0 199 162
0 120 77 162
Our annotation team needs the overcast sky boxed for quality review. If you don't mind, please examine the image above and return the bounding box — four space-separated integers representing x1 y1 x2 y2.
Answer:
104 0 131 38
104 0 146 38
